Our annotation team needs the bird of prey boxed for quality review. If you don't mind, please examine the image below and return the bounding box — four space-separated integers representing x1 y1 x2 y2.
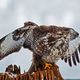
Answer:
0 21 80 73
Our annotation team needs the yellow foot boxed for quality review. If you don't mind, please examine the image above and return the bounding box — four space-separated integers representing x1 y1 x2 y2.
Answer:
44 62 53 69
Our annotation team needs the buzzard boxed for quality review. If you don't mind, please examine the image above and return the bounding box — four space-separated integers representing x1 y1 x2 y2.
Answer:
0 21 80 72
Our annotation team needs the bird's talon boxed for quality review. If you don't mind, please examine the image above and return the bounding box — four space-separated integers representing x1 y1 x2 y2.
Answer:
44 63 53 69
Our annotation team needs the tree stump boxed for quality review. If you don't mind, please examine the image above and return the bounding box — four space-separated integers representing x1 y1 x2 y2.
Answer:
0 64 64 80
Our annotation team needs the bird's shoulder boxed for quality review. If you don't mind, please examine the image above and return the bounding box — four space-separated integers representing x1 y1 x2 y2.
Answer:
33 25 58 40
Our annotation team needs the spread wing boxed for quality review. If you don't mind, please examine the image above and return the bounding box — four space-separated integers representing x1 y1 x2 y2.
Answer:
0 21 39 60
0 30 26 60
61 37 80 66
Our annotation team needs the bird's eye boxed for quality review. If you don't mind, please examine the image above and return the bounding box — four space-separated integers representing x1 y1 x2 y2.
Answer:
16 29 20 33
12 29 21 41
13 35 20 41
13 29 20 34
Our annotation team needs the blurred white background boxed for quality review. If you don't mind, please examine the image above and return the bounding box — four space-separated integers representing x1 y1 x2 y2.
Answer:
0 0 80 79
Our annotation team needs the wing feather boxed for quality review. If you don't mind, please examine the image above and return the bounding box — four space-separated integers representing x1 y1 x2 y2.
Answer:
78 44 80 53
62 37 80 66
0 32 25 60
74 49 80 63
68 56 72 67
72 54 77 65
64 57 67 63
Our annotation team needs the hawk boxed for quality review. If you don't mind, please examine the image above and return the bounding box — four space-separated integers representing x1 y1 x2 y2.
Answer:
0 21 80 72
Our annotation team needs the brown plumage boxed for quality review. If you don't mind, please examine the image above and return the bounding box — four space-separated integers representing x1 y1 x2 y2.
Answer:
0 21 80 73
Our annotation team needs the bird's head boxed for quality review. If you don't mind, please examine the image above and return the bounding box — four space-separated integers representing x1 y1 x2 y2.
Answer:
55 27 79 41
68 28 79 40
12 21 38 41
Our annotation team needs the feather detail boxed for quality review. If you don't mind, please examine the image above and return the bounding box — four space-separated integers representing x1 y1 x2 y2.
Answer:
0 33 25 60
74 49 80 63
78 44 80 53
68 56 72 67
72 54 77 66
64 57 67 63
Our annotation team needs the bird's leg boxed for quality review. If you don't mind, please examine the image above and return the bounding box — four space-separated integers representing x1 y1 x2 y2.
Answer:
43 60 53 69
34 62 37 71
34 59 44 71
33 54 42 71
